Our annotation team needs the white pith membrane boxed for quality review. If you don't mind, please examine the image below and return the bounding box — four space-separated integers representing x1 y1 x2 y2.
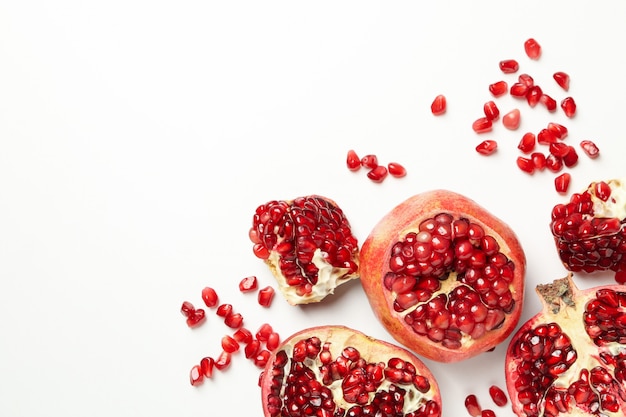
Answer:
266 329 438 416
268 249 357 305
589 179 626 220
508 276 626 417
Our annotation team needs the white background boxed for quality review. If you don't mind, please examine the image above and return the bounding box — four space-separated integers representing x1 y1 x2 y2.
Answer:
1 1 625 416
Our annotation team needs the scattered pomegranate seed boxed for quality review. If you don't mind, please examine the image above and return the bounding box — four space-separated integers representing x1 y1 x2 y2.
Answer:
464 394 482 417
547 122 568 140
221 335 240 353
266 332 281 351
215 350 232 370
499 59 519 73
553 71 570 91
516 156 535 174
430 94 447 115
201 287 218 308
181 301 195 317
254 349 271 368
540 94 557 112
546 153 564 173
595 181 612 202
488 385 508 407
509 83 528 98
549 142 570 158
531 152 546 171
367 165 388 183
483 101 499 121
387 162 407 178
346 149 361 171
580 140 600 158
561 96 577 117
233 328 253 344
488 81 508 97
502 109 521 130
481 410 496 417
472 117 493 134
200 356 215 378
190 364 204 386
360 154 378 169
258 286 275 308
216 303 232 317
244 339 261 359
518 73 534 87
224 312 244 329
475 140 497 156
256 323 274 342
186 308 206 328
562 146 578 167
238 275 258 292
517 132 536 153
537 128 558 145
524 38 542 59
526 85 542 107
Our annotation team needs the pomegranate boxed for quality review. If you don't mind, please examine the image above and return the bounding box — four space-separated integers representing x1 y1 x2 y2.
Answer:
359 190 526 362
249 195 360 304
505 274 626 416
550 178 626 284
259 325 442 417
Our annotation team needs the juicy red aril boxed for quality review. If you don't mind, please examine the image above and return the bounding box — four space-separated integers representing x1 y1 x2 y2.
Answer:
387 162 407 178
481 410 496 417
526 85 543 107
537 128 558 145
483 101 500 121
524 38 542 59
502 109 521 130
489 385 508 406
239 275 258 292
562 146 578 167
554 173 571 194
476 140 497 156
540 94 557 112
561 97 577 118
553 71 570 91
517 156 535 174
200 356 215 378
186 308 206 327
222 335 240 353
489 81 508 97
256 323 274 342
518 132 536 154
244 339 261 359
258 285 275 308
431 94 447 115
233 327 253 344
216 303 232 317
201 287 218 308
266 332 281 351
253 349 271 368
465 394 482 416
546 153 563 173
472 117 493 134
367 165 388 183
215 350 232 370
499 59 519 73
594 181 612 201
509 83 528 98
346 149 361 171
549 142 570 158
190 364 203 386
547 122 568 140
361 154 378 169
518 73 534 87
531 152 546 171
224 312 244 329
181 301 195 317
580 140 599 159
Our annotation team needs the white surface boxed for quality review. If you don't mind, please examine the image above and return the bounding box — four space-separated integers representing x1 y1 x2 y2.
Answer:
1 1 625 416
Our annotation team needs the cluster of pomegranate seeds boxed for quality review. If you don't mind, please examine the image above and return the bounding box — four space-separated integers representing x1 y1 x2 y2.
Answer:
180 301 206 328
464 384 508 417
346 149 407 183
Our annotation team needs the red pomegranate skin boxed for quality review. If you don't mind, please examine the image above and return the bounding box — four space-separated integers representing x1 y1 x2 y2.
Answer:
359 190 526 363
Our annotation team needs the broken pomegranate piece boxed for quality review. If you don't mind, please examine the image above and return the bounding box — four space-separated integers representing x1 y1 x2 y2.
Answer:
249 195 359 304
550 178 626 283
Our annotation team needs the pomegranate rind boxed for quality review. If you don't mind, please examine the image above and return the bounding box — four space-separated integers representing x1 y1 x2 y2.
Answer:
260 325 442 417
505 274 626 417
359 189 526 363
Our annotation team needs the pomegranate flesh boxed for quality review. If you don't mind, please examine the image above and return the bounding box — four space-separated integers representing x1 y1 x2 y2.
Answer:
360 190 526 362
259 325 442 417
249 195 360 304
550 178 626 284
505 274 626 416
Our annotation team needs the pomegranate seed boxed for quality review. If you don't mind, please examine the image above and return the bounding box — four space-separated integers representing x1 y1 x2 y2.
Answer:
431 94 447 115
537 128 557 145
516 156 535 174
367 165 388 183
215 350 231 370
524 38 541 59
483 101 499 121
549 142 570 158
562 146 578 167
189 364 203 386
561 97 577 118
221 335 240 353
518 73 534 87
186 308 206 327
489 81 508 97
481 410 496 417
254 349 271 368
181 301 195 317
475 140 497 156
233 327 253 344
201 287 218 308
266 332 281 351
547 122 568 140
244 339 261 359
472 117 493 134
531 152 546 170
346 149 361 171
387 162 407 178
509 82 528 98
546 153 564 173
517 132 536 153
200 356 215 378
595 181 612 201
256 323 274 342
553 71 570 91
360 154 378 169
489 385 508 407
526 85 542 107
238 275 258 292
502 109 521 130
216 303 232 317
499 59 519 73
580 140 600 159
224 312 244 329
465 394 482 417
540 94 557 112
258 285 275 308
